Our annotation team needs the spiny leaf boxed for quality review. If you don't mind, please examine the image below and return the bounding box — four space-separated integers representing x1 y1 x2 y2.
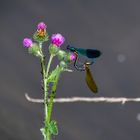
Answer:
48 120 58 135
47 66 61 83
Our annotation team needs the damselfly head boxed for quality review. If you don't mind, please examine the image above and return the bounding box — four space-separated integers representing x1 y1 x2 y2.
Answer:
67 45 76 52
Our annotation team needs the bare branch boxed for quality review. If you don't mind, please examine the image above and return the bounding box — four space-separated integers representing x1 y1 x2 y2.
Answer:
25 93 140 104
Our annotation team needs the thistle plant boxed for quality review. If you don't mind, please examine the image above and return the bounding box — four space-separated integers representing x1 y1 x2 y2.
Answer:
23 22 76 140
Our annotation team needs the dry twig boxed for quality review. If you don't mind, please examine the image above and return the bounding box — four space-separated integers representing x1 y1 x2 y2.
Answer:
25 93 140 104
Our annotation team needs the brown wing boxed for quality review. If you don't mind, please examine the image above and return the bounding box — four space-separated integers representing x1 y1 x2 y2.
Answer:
85 64 98 93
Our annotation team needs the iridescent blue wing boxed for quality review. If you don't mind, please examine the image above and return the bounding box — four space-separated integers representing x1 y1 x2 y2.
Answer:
86 49 101 58
76 48 101 59
85 64 98 93
67 45 101 59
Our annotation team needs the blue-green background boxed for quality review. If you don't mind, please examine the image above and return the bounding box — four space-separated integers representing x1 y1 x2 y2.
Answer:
1 0 140 139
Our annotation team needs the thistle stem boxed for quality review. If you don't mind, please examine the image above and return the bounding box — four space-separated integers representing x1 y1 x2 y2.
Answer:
46 55 54 77
40 42 59 140
41 56 48 119
39 43 48 119
44 54 54 118
45 55 54 140
39 43 50 140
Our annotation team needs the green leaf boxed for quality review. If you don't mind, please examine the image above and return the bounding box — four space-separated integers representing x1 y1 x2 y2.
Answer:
47 66 61 83
48 120 58 135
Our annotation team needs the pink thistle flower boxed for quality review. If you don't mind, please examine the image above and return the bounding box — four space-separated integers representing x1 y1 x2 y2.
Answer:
37 22 47 30
70 53 76 61
51 33 65 47
23 38 33 48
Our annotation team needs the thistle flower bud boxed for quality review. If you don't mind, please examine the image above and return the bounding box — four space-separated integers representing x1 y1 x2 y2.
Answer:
51 33 65 47
37 22 47 30
23 38 33 48
33 22 48 43
57 50 67 61
63 53 76 63
28 43 42 57
57 51 76 63
69 53 76 61
49 44 60 55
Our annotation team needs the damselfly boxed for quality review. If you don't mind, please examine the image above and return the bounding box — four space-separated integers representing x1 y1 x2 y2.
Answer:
67 45 101 93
